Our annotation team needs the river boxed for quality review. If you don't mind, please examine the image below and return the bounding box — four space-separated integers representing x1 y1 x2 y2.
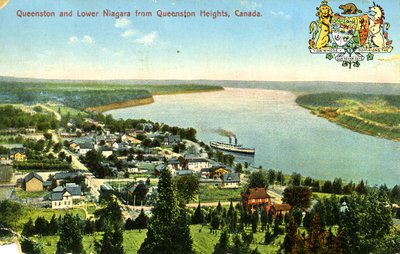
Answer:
107 88 400 186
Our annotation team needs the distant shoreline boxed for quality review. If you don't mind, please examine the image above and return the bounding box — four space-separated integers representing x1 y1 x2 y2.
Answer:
85 97 155 112
88 87 224 112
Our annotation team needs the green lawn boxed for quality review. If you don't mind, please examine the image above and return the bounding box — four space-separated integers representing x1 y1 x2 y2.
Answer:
198 185 243 203
49 105 88 117
14 188 49 199
33 225 283 253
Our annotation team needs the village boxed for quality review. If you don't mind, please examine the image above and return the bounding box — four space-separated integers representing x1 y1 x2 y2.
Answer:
0 104 399 254
0 104 288 215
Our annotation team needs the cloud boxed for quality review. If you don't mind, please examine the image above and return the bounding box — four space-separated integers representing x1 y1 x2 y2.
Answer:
269 11 291 20
121 29 137 38
82 35 94 44
136 31 158 45
68 36 79 44
68 35 95 45
378 54 400 62
115 18 131 28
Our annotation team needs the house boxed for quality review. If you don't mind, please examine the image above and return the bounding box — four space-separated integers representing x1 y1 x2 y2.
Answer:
54 171 81 185
209 166 231 179
242 188 271 211
100 147 113 158
270 204 292 217
167 157 183 172
51 183 82 209
24 172 43 192
164 135 181 145
0 154 9 161
77 142 93 156
221 173 240 189
186 158 210 173
9 148 27 161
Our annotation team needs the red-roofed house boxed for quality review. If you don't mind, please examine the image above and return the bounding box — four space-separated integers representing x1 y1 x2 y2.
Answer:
241 188 271 211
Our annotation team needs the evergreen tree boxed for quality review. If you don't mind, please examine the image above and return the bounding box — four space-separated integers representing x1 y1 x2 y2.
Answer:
226 201 237 233
355 180 367 195
34 216 49 236
84 219 95 234
291 206 303 227
125 218 135 230
304 213 327 253
56 214 84 254
260 207 267 232
134 208 149 232
213 230 230 254
211 208 221 230
138 168 194 254
22 217 35 237
267 210 273 225
282 217 301 253
251 207 259 233
95 225 124 254
49 214 58 235
21 239 44 254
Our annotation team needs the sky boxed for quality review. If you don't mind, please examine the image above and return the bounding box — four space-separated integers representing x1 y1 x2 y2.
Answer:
0 0 399 82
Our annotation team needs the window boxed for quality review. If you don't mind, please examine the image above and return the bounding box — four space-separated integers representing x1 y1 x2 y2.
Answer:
252 199 255 203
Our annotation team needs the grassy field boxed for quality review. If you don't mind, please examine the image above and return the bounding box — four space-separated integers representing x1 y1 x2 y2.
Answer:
198 185 243 203
14 188 49 199
48 105 89 117
33 225 283 253
296 93 400 141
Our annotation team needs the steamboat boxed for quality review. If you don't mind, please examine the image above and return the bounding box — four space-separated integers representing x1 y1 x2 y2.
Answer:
210 137 255 155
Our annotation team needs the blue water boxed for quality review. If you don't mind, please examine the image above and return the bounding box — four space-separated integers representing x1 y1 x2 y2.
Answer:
108 88 400 186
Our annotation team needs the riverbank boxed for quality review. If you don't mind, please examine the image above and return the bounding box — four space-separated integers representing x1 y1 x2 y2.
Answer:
85 97 155 112
96 87 225 113
296 93 400 142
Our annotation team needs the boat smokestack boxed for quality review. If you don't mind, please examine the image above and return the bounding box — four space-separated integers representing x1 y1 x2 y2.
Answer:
229 136 232 144
235 138 237 145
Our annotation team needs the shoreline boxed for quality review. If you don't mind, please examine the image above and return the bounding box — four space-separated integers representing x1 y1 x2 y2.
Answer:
303 106 400 142
85 97 155 113
86 87 224 113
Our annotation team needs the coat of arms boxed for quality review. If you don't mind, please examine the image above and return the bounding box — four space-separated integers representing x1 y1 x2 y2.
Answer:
309 1 393 68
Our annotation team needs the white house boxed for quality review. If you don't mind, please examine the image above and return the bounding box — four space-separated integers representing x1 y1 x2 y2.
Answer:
51 183 82 209
186 158 210 173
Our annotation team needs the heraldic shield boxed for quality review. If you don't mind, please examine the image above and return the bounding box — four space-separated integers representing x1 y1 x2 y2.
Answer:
332 14 369 47
309 1 393 68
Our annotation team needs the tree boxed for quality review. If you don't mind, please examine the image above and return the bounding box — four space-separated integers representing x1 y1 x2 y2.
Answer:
95 225 124 254
134 209 148 232
333 178 343 194
276 171 284 185
283 186 312 210
211 208 221 230
322 180 333 193
235 163 243 173
291 172 301 186
138 168 194 254
213 230 230 254
192 202 204 225
341 191 392 253
267 169 276 185
175 175 200 204
133 183 148 206
251 207 259 233
94 200 124 232
22 218 35 237
0 200 25 230
21 239 44 254
355 180 368 195
291 206 303 227
282 217 301 253
248 170 268 189
56 214 84 254
304 176 313 186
